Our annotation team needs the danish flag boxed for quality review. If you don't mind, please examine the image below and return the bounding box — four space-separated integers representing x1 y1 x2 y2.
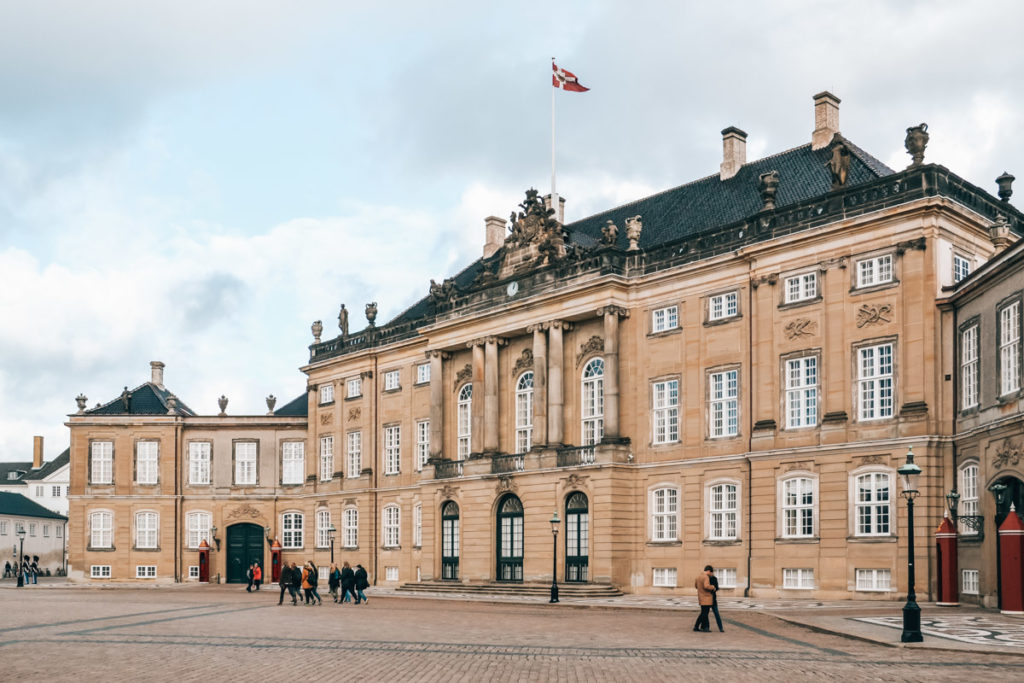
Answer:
552 62 589 92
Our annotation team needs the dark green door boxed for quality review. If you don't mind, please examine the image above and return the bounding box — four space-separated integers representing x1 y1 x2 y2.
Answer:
226 523 265 583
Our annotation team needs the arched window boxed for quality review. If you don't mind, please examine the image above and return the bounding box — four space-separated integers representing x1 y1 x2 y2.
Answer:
186 511 211 548
515 372 534 453
90 510 113 548
958 463 979 536
135 511 158 549
565 492 589 582
342 507 358 548
581 358 605 445
282 511 303 549
457 384 473 458
442 501 460 580
497 494 524 581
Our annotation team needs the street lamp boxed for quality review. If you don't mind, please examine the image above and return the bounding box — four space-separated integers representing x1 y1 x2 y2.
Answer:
328 524 337 564
16 528 26 588
897 446 923 643
549 511 560 604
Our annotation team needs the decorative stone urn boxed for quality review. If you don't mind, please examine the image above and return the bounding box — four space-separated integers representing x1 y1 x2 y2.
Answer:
759 170 781 210
624 215 643 251
218 395 229 416
365 302 378 327
166 394 178 415
904 123 929 167
311 320 323 343
75 394 88 414
990 214 1014 251
996 172 1015 202
266 394 277 415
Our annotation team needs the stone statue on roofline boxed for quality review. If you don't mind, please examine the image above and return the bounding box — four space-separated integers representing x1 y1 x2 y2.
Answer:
338 304 349 337
601 220 619 247
625 215 643 251
827 135 851 189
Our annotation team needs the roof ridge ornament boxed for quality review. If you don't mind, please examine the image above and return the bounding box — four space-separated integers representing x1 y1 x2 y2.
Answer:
827 135 851 189
758 171 780 211
904 123 929 167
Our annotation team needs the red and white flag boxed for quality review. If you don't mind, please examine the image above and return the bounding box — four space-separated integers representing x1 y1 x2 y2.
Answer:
552 62 589 92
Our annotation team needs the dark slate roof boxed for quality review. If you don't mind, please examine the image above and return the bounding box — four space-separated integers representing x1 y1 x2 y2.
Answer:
86 382 196 416
21 449 70 482
391 258 486 324
273 394 308 417
0 462 31 485
0 491 67 520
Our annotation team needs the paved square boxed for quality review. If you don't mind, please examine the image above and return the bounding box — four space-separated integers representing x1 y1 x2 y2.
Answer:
2 586 1023 681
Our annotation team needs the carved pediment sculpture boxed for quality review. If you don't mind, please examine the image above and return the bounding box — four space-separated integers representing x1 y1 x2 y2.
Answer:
508 188 558 246
601 220 619 246
227 504 263 520
454 363 473 390
827 136 851 189
512 348 534 376
993 439 1023 469
856 304 893 328
429 277 459 305
784 318 816 339
576 335 605 366
495 475 518 494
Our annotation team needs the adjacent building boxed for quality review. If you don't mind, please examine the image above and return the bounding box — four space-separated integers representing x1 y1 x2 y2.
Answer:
1 491 68 574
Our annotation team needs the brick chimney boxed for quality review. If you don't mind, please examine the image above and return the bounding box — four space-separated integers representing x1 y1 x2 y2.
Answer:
483 216 506 258
33 435 43 468
150 360 165 389
812 91 841 150
720 127 747 180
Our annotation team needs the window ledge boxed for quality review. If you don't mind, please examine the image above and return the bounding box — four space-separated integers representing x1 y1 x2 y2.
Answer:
132 546 162 552
86 546 116 552
850 279 900 296
384 472 401 477
703 539 741 546
383 387 402 394
997 390 1024 404
382 545 402 551
413 381 430 388
647 327 682 339
703 315 742 328
318 401 335 408
646 540 682 547
281 483 304 488
778 296 822 311
847 535 897 543
775 537 819 544
344 395 363 402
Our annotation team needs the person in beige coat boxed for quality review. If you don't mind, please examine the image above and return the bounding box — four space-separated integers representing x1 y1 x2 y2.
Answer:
693 565 716 632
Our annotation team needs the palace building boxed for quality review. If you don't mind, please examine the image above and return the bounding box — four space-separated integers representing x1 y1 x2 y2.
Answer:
67 93 1024 602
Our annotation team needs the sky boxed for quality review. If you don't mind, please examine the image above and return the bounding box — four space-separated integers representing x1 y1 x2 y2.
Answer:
1 0 1022 459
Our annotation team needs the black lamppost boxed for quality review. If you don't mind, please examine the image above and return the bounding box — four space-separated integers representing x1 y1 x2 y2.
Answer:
328 525 337 564
16 528 26 588
549 511 560 604
897 446 923 643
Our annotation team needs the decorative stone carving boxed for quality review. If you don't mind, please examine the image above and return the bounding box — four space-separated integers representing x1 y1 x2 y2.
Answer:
904 123 929 167
856 303 893 328
217 395 228 416
311 320 323 343
75 393 88 414
439 484 459 500
320 412 333 426
266 394 277 415
751 273 778 289
512 348 534 376
993 439 1023 469
508 188 559 246
860 454 887 466
990 214 1014 251
120 387 131 411
365 302 378 327
895 236 927 254
996 172 1015 202
827 137 851 189
576 335 605 366
348 407 361 422
166 394 178 415
337 304 349 337
784 318 816 339
227 504 263 520
783 461 813 473
454 363 472 390
596 305 630 318
495 475 518 494
429 278 459 305
624 215 643 251
563 473 589 490
759 170 780 210
601 220 618 246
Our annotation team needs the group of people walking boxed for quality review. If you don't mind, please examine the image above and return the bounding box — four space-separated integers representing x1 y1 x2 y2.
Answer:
277 560 369 606
245 562 263 591
3 556 41 583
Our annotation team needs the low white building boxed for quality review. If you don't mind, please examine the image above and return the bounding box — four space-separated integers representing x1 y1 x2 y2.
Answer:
0 437 70 516
1 491 68 575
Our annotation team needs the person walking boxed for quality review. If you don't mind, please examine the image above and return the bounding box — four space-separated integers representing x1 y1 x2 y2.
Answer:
246 562 254 592
340 561 355 604
3 560 10 578
307 561 323 605
253 562 262 591
328 563 341 602
301 562 313 604
289 562 302 604
708 568 724 632
353 563 369 604
693 565 716 632
278 562 296 605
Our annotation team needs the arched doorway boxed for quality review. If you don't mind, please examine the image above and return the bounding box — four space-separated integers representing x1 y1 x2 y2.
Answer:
496 494 524 582
441 501 460 580
226 523 265 584
565 492 589 583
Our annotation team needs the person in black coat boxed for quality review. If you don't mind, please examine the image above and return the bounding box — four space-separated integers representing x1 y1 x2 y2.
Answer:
339 561 356 604
353 564 369 604
708 569 724 632
278 563 296 605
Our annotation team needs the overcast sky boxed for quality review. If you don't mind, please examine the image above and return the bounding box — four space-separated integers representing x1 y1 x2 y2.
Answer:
1 0 1022 459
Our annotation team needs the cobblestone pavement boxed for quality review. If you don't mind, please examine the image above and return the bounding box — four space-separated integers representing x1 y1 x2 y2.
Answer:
2 587 1023 682
856 614 1024 648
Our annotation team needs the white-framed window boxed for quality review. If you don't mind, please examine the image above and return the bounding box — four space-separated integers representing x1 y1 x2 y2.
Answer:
651 487 679 542
135 511 158 549
709 291 738 321
855 568 892 592
316 508 331 549
959 463 979 536
35 485 44 497
91 441 113 485
385 566 399 581
186 511 211 549
415 420 430 470
515 372 534 453
857 342 894 420
854 471 892 536
188 565 200 579
708 483 738 540
90 565 111 579
29 522 36 536
90 510 112 548
319 383 334 405
319 436 334 481
417 363 431 384
0 521 6 535
56 525 63 538
282 441 304 485
856 254 893 288
581 358 605 445
384 370 400 391
457 384 472 459
785 356 818 428
652 567 677 587
135 441 159 485
652 305 679 333
784 272 817 304
1000 301 1021 395
384 425 401 475
188 442 211 486
781 476 815 538
282 512 303 549
383 504 400 547
717 568 737 589
346 377 362 398
709 369 739 437
783 568 815 589
347 431 362 477
413 503 422 547
962 569 980 595
318 566 329 581
51 485 62 497
961 325 980 409
953 253 971 283
652 379 679 444
343 507 359 548
234 441 257 486
43 524 50 537
136 565 157 579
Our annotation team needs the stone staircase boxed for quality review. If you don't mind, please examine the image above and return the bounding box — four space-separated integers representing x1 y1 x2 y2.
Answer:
397 580 623 598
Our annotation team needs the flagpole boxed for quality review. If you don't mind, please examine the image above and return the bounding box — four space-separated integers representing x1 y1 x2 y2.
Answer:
551 57 557 202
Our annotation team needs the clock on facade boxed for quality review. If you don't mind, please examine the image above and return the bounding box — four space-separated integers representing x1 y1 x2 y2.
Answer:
506 281 519 297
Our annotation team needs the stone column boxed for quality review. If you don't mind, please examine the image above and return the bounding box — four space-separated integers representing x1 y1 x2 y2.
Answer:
547 321 569 446
484 337 500 453
471 341 485 454
427 350 448 459
528 323 548 446
599 306 629 440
